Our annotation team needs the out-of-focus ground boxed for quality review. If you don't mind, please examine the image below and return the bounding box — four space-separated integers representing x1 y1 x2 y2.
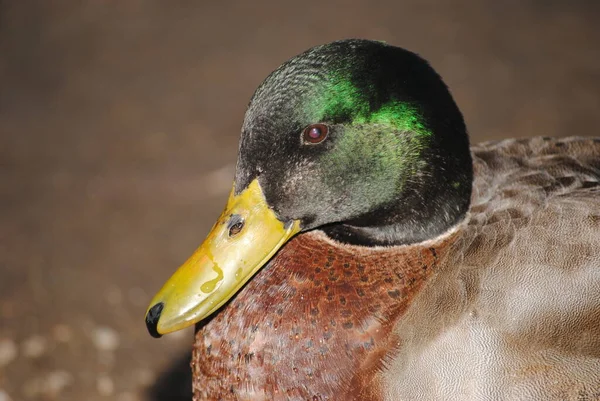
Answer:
0 1 598 400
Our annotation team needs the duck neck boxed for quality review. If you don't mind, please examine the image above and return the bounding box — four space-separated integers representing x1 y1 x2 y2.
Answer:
322 148 473 247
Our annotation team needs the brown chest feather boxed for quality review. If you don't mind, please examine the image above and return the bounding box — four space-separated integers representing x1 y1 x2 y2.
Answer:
191 230 455 400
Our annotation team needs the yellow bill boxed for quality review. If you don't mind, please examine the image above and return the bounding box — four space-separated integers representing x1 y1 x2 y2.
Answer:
145 179 301 337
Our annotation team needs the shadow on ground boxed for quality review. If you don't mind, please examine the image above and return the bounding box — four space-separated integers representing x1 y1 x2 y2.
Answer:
147 353 193 401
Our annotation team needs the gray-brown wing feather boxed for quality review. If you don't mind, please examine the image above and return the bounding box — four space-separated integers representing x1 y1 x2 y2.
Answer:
384 137 600 401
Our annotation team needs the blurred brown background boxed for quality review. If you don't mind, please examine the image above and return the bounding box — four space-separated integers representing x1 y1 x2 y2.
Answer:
0 1 598 400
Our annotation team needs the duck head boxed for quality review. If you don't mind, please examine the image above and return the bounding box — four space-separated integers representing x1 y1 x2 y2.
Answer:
145 39 472 337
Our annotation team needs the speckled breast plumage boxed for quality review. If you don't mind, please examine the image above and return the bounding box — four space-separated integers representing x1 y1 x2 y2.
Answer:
191 230 456 400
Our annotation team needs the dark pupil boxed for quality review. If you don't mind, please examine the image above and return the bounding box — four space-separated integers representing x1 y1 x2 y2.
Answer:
309 127 322 139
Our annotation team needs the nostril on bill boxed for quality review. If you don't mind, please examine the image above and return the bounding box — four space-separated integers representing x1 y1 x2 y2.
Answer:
227 214 245 237
145 302 164 338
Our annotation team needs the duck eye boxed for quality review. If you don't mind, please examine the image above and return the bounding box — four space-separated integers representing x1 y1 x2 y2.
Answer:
303 123 329 144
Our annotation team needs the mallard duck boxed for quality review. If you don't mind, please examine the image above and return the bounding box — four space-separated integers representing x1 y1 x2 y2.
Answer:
145 39 600 400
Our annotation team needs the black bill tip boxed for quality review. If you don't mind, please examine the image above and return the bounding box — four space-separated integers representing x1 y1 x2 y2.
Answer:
145 302 164 338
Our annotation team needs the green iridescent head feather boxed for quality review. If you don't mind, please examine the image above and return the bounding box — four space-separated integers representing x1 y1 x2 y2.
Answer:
311 71 432 138
236 39 472 246
297 68 434 208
